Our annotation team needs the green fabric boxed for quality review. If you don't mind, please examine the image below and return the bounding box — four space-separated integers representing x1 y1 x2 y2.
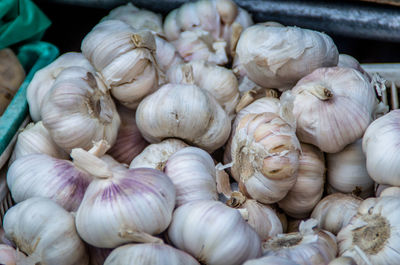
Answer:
0 0 51 49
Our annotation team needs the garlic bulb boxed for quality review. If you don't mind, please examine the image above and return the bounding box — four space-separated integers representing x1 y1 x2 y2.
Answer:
327 139 374 198
104 243 200 265
311 193 362 235
168 200 262 265
337 196 400 264
154 36 183 73
235 24 338 90
129 139 188 170
278 143 325 218
167 60 239 118
379 187 400 197
363 110 400 186
230 112 300 204
73 147 175 248
328 257 357 265
288 67 377 153
88 247 112 265
82 20 159 109
10 121 68 164
0 244 18 265
338 54 371 81
244 256 300 265
27 52 94 122
164 147 218 207
136 83 230 153
41 67 120 152
263 219 337 265
3 197 88 265
107 105 148 164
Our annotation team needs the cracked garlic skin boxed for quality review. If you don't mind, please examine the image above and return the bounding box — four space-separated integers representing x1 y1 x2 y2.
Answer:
311 193 362 235
136 83 230 153
230 112 300 204
168 200 262 265
3 197 89 265
27 52 94 122
289 67 377 153
338 196 400 265
244 256 300 265
363 110 400 186
104 243 200 265
235 24 338 90
278 143 325 218
82 20 159 109
263 219 337 265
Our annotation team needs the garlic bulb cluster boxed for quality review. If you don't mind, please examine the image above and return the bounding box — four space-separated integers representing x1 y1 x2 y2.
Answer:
278 143 325 218
363 110 400 186
104 243 200 265
168 200 262 265
289 67 377 153
164 147 218 207
167 60 239 118
263 219 337 265
311 193 362 235
10 121 68 164
129 139 188 170
27 52 94 121
41 67 120 152
72 147 175 248
230 112 300 204
235 24 338 90
244 256 300 265
136 83 230 153
82 20 159 109
3 197 88 265
327 139 374 198
338 196 400 264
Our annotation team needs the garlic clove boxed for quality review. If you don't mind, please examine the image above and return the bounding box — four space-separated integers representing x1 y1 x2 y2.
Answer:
243 256 300 265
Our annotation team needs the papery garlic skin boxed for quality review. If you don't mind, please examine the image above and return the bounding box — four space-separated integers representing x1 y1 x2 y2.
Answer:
230 112 300 204
136 83 230 153
311 193 362 235
363 110 400 186
3 197 88 265
278 143 325 218
338 54 371 81
337 196 400 265
41 67 120 152
168 200 262 265
327 139 374 198
10 121 68 164
129 139 188 170
244 256 300 265
164 147 217 207
104 243 200 265
27 52 94 122
290 67 377 153
263 219 337 265
236 24 338 90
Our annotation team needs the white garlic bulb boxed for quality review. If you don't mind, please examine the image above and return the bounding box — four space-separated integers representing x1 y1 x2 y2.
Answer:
327 139 374 198
73 147 175 248
27 52 94 122
168 200 262 265
104 243 200 265
154 36 183 73
129 139 188 170
136 83 230 153
235 24 338 90
164 147 217 207
311 193 362 235
338 196 400 264
363 110 400 186
10 121 68 164
288 67 377 153
41 67 120 152
338 54 371 81
82 20 159 109
379 187 400 197
244 256 300 265
328 257 357 265
167 60 239 118
3 197 88 265
230 112 300 204
278 143 325 218
263 219 337 265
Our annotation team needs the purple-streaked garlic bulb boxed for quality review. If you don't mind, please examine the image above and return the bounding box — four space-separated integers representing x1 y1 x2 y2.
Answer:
288 67 377 153
168 200 262 265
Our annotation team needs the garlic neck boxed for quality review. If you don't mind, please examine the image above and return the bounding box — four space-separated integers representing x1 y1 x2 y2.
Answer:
303 84 333 101
118 227 164 244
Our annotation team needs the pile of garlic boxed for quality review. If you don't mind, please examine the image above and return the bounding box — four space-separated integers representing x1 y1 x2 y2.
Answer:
3 1 399 265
